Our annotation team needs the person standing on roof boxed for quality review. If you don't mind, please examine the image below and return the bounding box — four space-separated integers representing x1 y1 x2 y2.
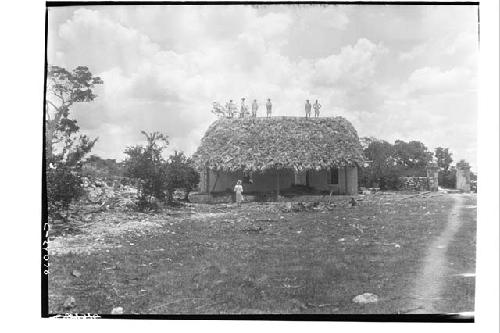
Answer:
240 98 248 118
251 99 258 117
305 99 312 118
266 98 272 118
226 99 235 118
313 99 321 117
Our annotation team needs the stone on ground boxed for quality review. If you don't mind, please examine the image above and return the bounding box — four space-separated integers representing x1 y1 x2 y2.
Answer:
352 293 378 304
111 306 124 314
63 296 76 309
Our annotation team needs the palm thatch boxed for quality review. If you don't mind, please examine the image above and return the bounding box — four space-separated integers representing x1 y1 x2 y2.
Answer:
193 116 364 172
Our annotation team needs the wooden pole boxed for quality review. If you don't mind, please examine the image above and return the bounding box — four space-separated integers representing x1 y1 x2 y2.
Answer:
344 166 348 195
206 165 210 195
276 169 280 200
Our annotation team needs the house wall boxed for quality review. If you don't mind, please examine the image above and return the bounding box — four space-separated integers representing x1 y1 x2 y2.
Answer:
313 167 357 195
207 169 295 193
199 166 358 195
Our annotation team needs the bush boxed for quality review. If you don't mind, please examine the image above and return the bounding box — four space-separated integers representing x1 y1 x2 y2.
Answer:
378 170 402 190
123 132 200 209
134 195 162 212
46 165 84 218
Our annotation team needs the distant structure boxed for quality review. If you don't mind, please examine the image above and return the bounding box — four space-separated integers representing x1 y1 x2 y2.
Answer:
426 161 439 192
456 160 471 192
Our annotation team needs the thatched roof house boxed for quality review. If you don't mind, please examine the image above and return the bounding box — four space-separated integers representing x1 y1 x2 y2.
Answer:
193 116 364 196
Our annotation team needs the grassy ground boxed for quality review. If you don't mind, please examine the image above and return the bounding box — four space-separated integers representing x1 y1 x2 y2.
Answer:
47 193 475 314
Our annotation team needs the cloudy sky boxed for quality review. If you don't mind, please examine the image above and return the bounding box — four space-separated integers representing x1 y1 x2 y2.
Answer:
47 4 478 169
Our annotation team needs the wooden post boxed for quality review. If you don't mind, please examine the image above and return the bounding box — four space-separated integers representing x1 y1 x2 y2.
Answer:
276 169 280 200
344 166 348 195
206 165 210 195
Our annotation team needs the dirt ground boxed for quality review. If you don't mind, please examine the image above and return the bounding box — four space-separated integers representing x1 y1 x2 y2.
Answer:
47 192 476 315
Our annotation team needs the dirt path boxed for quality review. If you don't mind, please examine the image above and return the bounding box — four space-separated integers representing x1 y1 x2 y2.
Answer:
407 194 466 313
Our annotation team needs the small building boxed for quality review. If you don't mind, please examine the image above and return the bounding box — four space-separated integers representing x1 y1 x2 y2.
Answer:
192 116 364 197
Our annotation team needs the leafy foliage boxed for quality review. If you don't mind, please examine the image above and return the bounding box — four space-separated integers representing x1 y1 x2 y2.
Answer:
360 139 399 189
434 147 455 188
45 65 103 218
123 131 170 209
392 140 433 170
47 165 85 218
165 151 200 200
360 138 433 190
434 147 453 171
123 132 200 210
211 101 241 118
45 65 103 164
193 117 364 172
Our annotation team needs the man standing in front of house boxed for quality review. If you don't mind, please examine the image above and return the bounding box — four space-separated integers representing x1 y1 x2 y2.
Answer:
305 99 312 118
266 98 272 118
252 99 259 117
313 99 321 117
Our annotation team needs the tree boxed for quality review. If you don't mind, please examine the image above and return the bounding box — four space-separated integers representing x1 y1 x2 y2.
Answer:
211 101 237 118
434 147 453 172
45 65 103 164
392 140 433 173
360 138 397 189
45 65 103 218
434 147 455 188
123 131 170 208
360 138 433 190
123 132 201 209
46 164 85 218
165 151 200 200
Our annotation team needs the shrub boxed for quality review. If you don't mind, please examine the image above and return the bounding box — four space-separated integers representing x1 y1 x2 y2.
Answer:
46 165 84 218
123 131 200 209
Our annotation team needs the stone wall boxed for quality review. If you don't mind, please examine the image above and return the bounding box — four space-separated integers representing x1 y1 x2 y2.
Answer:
398 177 429 191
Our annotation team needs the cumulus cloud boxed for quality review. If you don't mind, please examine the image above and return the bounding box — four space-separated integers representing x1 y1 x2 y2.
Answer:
47 5 478 169
405 66 476 95
312 38 387 88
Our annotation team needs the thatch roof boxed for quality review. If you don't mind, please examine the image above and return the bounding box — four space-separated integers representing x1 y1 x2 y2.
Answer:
193 116 364 172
